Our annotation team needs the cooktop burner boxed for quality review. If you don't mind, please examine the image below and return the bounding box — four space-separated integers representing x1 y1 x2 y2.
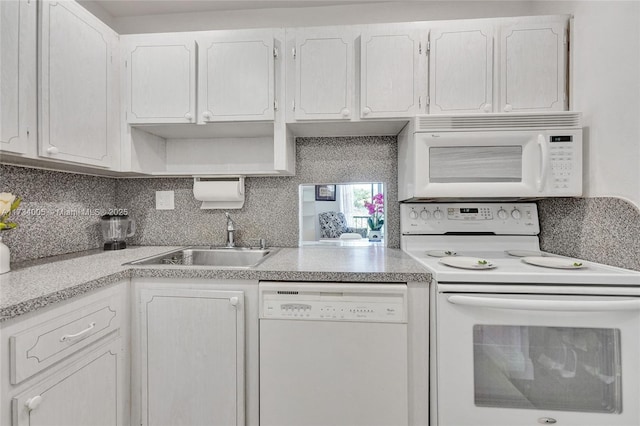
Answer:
400 202 640 286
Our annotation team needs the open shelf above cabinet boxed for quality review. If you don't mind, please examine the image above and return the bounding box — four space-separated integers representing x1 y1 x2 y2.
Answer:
132 122 276 140
128 123 294 176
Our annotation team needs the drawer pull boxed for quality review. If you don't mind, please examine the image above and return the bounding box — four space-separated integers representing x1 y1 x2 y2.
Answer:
60 322 96 342
25 395 42 411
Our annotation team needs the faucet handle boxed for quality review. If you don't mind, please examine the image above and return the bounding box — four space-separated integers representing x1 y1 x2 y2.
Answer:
250 238 267 249
225 212 235 230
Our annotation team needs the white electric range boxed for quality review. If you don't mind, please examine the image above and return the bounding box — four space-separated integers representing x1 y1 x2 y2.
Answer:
400 202 640 426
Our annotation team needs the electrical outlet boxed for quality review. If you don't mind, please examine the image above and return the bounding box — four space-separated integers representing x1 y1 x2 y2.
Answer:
155 191 175 210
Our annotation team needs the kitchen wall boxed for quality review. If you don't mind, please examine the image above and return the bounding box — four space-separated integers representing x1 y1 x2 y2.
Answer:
116 136 400 249
531 0 640 209
1 136 399 263
108 1 534 34
0 164 117 263
3 162 640 272
538 197 640 272
100 0 640 210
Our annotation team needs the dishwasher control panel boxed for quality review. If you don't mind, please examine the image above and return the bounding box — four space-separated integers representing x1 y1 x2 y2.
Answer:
259 282 407 323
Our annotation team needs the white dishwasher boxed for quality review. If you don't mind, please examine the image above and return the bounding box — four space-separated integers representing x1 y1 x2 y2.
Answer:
259 282 408 426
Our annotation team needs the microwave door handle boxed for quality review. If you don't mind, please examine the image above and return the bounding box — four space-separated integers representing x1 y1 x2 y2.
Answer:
537 134 549 192
447 295 640 312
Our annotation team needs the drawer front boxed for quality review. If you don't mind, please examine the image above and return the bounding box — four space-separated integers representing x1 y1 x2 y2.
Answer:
10 294 122 384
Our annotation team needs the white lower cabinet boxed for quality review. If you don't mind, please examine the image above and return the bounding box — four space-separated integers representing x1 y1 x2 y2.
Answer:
137 285 245 426
11 338 123 426
0 282 128 426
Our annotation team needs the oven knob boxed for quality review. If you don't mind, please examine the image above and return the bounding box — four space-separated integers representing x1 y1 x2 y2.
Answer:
409 210 418 220
497 209 508 220
511 209 522 220
420 210 430 220
433 209 444 220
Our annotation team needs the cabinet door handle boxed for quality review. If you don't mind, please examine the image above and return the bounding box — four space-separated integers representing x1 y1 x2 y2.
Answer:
362 107 371 116
46 146 59 155
25 395 43 411
229 297 239 307
504 103 513 112
184 112 193 121
340 108 350 118
60 322 96 342
202 111 213 120
483 103 492 112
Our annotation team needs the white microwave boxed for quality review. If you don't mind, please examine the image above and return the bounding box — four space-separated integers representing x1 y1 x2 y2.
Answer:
398 113 583 200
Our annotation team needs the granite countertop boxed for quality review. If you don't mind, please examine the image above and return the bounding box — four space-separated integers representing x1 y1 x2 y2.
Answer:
0 245 430 322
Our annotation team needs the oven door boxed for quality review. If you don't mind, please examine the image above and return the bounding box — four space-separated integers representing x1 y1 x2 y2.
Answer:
436 289 640 426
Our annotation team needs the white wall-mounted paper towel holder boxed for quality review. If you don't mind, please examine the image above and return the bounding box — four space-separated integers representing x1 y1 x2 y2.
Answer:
193 176 245 209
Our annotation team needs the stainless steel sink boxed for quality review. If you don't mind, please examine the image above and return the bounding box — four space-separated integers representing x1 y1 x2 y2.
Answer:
125 247 275 268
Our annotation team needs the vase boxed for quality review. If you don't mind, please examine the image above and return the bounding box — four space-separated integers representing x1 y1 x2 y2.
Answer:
0 234 10 274
368 229 383 240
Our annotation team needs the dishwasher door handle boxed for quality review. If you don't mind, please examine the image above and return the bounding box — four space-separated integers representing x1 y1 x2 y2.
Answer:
447 295 640 312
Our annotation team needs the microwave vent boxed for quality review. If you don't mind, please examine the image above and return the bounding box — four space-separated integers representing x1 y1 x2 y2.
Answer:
415 112 582 131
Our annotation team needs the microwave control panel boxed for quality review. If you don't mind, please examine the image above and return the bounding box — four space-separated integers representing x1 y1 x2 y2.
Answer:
549 135 576 190
400 202 539 235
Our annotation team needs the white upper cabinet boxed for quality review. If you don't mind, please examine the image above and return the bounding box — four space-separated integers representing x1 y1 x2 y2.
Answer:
291 27 355 121
0 0 36 155
39 0 119 168
360 24 428 119
125 36 197 124
429 24 494 114
499 18 568 112
124 29 277 125
198 29 275 122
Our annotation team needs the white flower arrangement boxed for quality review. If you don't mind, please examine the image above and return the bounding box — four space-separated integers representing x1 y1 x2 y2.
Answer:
0 192 21 231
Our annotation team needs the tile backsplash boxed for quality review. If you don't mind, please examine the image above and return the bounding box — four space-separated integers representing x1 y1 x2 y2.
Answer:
0 164 117 262
3 142 639 273
538 197 640 272
1 136 400 262
116 136 400 249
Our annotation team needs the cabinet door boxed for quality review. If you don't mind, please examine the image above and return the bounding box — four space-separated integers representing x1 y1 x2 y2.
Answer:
499 20 568 112
39 0 119 168
126 37 197 124
0 0 36 155
11 339 123 426
198 30 274 122
292 27 355 120
360 24 427 119
140 288 245 426
429 25 493 114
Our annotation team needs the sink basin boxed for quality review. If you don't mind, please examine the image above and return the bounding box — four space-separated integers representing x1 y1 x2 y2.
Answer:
125 247 275 268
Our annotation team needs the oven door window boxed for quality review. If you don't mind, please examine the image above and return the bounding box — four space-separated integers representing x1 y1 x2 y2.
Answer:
473 325 622 413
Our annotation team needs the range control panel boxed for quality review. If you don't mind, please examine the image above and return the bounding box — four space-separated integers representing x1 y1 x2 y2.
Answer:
259 283 407 323
401 202 539 235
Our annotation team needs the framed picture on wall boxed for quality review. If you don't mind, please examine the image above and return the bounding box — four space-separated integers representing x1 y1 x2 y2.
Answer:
315 184 336 201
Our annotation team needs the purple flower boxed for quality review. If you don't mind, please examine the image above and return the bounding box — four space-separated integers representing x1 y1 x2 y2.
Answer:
364 193 384 230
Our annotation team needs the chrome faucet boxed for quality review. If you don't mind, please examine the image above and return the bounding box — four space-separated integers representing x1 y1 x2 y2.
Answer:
225 212 236 248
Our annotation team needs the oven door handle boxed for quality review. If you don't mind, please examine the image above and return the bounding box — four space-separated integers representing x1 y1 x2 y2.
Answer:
447 295 640 312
